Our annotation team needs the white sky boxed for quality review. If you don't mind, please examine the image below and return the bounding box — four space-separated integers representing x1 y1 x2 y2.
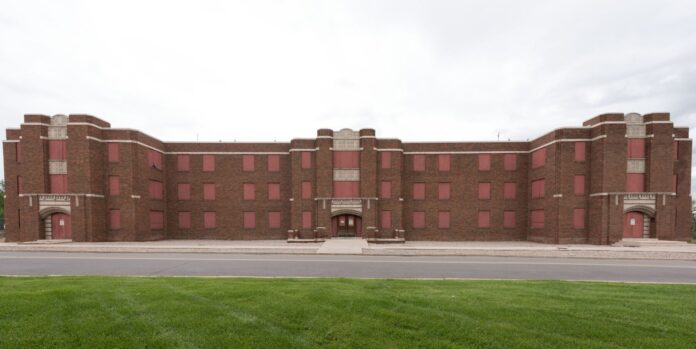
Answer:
1 0 695 192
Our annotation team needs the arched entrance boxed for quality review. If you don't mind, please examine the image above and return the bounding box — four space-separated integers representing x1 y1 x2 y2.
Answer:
623 207 654 239
39 208 72 240
331 214 362 237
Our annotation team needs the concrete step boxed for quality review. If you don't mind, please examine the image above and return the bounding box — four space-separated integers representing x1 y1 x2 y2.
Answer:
317 238 368 254
613 239 689 247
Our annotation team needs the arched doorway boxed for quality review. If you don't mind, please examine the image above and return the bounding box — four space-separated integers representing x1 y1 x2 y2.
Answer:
623 206 654 239
331 214 362 237
51 213 72 239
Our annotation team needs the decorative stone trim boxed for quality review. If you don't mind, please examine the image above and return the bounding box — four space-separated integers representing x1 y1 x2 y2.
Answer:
48 161 67 174
333 169 360 181
626 159 645 173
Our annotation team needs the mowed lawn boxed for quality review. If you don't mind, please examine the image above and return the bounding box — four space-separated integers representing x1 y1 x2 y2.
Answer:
0 277 695 348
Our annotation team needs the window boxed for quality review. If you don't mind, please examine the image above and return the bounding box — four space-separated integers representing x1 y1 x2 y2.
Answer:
574 175 585 195
15 143 21 163
243 155 255 172
17 176 23 193
301 151 312 169
178 212 191 229
380 181 392 199
673 142 679 160
268 183 280 200
573 208 585 229
478 182 491 200
177 183 191 200
531 179 545 199
478 154 491 171
503 210 516 228
412 211 425 228
203 183 216 200
503 154 517 171
147 150 162 170
268 155 280 172
268 211 281 229
48 140 67 160
204 211 217 229
381 210 392 229
531 210 545 228
626 173 644 192
503 182 516 200
110 209 121 230
413 154 425 171
438 155 450 172
177 155 190 171
203 155 215 172
149 180 163 199
673 174 678 193
438 183 450 200
243 183 255 200
149 211 164 230
438 211 450 229
413 183 425 200
243 211 255 229
381 152 392 169
108 176 120 196
532 148 546 168
574 142 586 162
627 139 645 159
302 211 312 229
333 182 359 197
50 174 68 193
107 143 118 163
334 151 360 168
301 181 312 199
478 210 490 228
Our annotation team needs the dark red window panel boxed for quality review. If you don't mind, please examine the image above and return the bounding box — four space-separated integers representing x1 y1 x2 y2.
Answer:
381 152 392 169
243 211 255 229
243 183 255 200
438 183 450 200
380 181 392 199
48 140 67 160
438 155 450 172
203 154 215 172
268 183 280 200
178 183 191 200
203 183 216 200
108 176 120 196
301 152 312 169
381 210 392 229
110 209 121 230
478 182 491 200
627 139 646 159
107 143 118 163
478 154 491 171
530 210 545 228
148 180 163 199
178 211 191 229
503 182 516 200
268 155 280 172
412 211 425 228
413 183 425 200
149 211 164 230
532 148 546 168
626 173 644 192
301 181 312 199
302 211 312 229
438 211 450 229
531 179 545 199
268 211 281 229
478 210 490 228
177 155 190 171
243 155 255 172
333 181 359 198
147 150 162 170
503 210 516 228
503 154 517 171
412 155 425 171
50 174 68 193
204 211 217 229
574 175 585 195
573 208 586 229
574 142 586 162
333 151 360 168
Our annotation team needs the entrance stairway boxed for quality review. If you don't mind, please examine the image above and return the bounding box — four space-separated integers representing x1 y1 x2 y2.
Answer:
316 238 368 254
613 238 690 247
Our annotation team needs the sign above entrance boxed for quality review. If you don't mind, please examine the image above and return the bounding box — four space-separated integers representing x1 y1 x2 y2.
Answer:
331 199 362 215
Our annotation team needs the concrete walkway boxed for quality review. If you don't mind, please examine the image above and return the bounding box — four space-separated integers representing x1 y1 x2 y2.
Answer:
316 238 368 254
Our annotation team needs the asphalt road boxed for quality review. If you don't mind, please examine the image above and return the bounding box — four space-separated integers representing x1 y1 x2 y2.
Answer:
1 252 696 283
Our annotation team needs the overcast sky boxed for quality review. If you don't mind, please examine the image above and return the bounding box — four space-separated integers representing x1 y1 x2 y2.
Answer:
1 0 695 191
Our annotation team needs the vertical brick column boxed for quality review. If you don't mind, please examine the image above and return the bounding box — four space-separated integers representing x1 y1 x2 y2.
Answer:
359 129 377 238
315 129 333 238
645 113 676 240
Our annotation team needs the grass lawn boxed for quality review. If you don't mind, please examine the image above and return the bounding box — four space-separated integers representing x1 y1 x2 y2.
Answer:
0 277 695 348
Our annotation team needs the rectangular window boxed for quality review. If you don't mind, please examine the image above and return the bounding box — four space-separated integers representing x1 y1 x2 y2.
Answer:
532 148 546 168
203 154 215 172
178 183 191 200
503 154 517 171
148 180 163 199
268 155 280 172
110 209 121 230
268 183 280 200
478 154 491 171
438 211 450 229
301 151 312 169
574 175 585 195
627 139 645 159
108 176 120 196
412 154 425 171
243 211 255 229
380 181 392 199
204 211 217 229
107 143 118 163
531 179 545 199
503 182 516 200
626 173 644 192
333 182 359 197
673 141 679 160
243 155 255 172
438 183 450 200
478 182 491 200
575 142 586 162
15 143 21 163
412 211 425 228
203 183 216 200
50 174 68 193
573 208 586 229
530 210 545 228
149 211 164 230
381 210 392 229
17 176 23 193
301 181 312 199
48 140 67 160
381 152 392 169
503 210 516 228
147 150 162 170
177 155 190 171
268 211 281 229
302 211 312 229
478 210 490 228
333 151 360 168
413 182 425 200
673 174 678 193
438 154 450 172
178 211 191 229
243 183 255 200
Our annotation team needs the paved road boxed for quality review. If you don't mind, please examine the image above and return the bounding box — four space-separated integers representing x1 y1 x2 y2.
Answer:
1 252 696 283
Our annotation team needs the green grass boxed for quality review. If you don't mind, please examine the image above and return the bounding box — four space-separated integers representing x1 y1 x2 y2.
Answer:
0 277 695 348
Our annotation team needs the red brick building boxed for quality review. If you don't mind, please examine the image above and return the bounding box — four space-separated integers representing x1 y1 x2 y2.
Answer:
2 112 692 244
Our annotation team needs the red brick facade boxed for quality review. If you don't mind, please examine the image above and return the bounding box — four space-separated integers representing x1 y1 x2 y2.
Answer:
3 112 692 244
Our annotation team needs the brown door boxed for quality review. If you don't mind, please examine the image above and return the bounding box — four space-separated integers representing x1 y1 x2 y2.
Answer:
623 212 643 238
51 213 72 240
336 214 356 237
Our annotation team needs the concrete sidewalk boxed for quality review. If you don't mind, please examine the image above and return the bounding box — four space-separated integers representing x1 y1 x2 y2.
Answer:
1 239 695 259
